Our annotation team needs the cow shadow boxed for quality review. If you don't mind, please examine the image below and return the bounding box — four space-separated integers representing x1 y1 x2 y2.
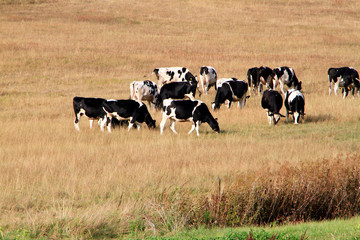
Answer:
303 114 334 123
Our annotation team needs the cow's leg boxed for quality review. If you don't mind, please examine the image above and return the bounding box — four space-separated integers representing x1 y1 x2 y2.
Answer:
280 81 286 95
106 117 112 133
267 112 272 125
169 119 178 134
286 110 289 123
329 81 333 96
195 121 201 136
188 123 196 135
128 117 136 131
99 117 107 132
343 87 348 99
294 112 300 124
160 115 168 135
74 114 81 131
227 100 232 109
89 119 94 129
334 80 340 96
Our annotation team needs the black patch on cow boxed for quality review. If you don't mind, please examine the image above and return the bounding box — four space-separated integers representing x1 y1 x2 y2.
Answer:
171 100 199 120
182 67 187 73
185 72 196 82
261 89 283 114
166 71 175 81
200 66 209 75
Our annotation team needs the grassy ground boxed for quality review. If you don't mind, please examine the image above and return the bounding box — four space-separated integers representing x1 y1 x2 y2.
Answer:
1 0 360 238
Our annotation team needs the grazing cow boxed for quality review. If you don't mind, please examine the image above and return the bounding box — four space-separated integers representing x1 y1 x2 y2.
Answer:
73 96 107 131
273 66 302 95
247 67 261 96
155 81 198 109
284 89 305 124
328 67 360 98
261 89 285 125
212 78 249 110
152 67 197 88
199 66 217 95
259 66 276 90
160 99 220 136
130 80 159 109
101 99 156 132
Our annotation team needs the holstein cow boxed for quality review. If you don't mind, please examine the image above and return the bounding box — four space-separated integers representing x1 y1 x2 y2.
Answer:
261 89 285 125
259 66 276 90
152 67 197 88
160 99 220 136
199 66 217 95
155 81 198 109
247 67 261 96
328 67 360 98
212 78 249 110
101 99 156 132
273 66 302 95
284 89 305 124
73 96 107 131
130 80 159 109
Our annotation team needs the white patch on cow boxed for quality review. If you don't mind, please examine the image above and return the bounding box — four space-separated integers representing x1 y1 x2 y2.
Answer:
216 78 233 89
287 89 304 103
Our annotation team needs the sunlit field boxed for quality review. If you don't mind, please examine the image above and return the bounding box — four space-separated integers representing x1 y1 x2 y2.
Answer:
1 0 360 238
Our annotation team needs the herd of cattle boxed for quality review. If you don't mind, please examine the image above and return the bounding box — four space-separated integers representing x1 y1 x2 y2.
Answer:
73 66 359 136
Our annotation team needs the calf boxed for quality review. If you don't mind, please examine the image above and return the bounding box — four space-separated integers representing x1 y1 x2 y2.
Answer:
261 89 285 125
199 66 217 95
273 66 302 95
247 67 261 96
160 99 220 136
152 67 197 88
73 96 106 131
212 78 249 110
284 89 305 124
130 80 159 109
101 99 156 132
155 81 198 109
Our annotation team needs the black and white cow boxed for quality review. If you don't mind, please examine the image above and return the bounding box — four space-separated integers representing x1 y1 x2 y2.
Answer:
273 66 302 95
155 81 198 109
261 89 285 125
152 67 197 88
328 67 360 98
259 66 276 90
73 96 107 131
284 89 305 124
160 99 220 136
130 80 159 109
101 99 156 132
212 78 249 110
199 66 217 95
247 67 261 96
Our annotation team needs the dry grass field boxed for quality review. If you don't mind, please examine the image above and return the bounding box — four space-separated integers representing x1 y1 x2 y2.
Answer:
1 0 360 238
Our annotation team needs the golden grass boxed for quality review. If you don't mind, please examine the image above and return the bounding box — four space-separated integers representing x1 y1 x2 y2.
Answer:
1 0 360 237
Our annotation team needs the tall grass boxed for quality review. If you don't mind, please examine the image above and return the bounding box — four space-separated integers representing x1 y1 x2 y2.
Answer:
1 0 360 238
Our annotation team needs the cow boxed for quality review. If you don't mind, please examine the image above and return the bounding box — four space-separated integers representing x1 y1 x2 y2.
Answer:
328 67 360 98
212 78 249 110
101 99 156 132
247 67 261 96
273 66 302 95
199 66 217 95
261 89 285 125
160 99 220 136
73 96 107 131
284 89 305 124
152 67 197 88
259 66 276 90
155 81 198 109
130 80 159 110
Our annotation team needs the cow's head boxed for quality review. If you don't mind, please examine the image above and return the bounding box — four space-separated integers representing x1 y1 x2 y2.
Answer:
210 117 220 133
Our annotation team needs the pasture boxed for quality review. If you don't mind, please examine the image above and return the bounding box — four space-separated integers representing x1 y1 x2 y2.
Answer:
1 0 360 238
